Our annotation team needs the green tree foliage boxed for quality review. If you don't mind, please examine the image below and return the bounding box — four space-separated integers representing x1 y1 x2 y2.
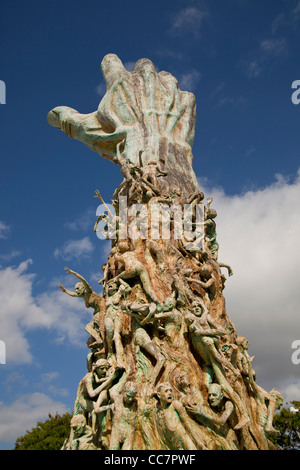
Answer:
269 401 300 450
14 412 72 450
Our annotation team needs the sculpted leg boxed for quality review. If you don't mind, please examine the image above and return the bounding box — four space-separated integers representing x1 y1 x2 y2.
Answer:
104 317 114 359
202 337 240 377
211 360 250 430
113 316 126 370
135 328 165 386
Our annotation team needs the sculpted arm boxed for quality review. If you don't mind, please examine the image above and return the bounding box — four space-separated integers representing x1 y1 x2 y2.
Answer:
64 267 93 293
187 277 215 290
186 400 234 426
215 401 234 425
118 278 131 293
173 401 208 449
59 284 78 297
84 375 106 399
154 310 174 321
206 315 226 335
192 324 225 338
173 401 194 429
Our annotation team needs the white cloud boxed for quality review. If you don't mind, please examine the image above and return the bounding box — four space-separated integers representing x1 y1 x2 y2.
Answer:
64 208 95 232
178 69 202 92
0 221 10 239
95 82 106 96
241 37 287 79
54 236 94 260
209 82 226 100
271 13 286 35
0 393 68 444
0 259 48 363
198 169 300 396
36 288 90 346
243 59 264 79
279 380 300 403
0 250 21 262
170 6 208 37
271 2 300 33
38 372 69 397
0 260 91 364
208 82 247 110
155 49 183 60
123 61 136 72
294 1 300 17
260 38 287 56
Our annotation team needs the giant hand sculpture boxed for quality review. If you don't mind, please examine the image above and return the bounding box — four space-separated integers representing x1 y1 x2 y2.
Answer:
47 54 199 194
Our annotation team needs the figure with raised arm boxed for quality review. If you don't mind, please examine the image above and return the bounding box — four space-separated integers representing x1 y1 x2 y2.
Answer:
104 277 131 370
185 383 239 449
155 382 208 450
59 267 105 349
96 380 138 450
112 242 161 304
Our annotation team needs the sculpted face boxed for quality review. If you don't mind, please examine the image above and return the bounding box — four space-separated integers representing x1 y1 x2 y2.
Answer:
123 382 137 405
75 282 86 296
237 336 249 350
208 384 223 408
124 390 137 405
163 297 175 311
207 208 217 219
200 264 213 279
71 415 86 437
107 282 118 296
192 301 202 316
176 373 190 391
157 383 173 406
94 359 109 376
118 241 130 253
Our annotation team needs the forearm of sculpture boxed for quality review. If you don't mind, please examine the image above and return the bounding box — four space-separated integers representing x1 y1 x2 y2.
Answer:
174 401 207 449
216 402 234 425
187 277 208 289
95 189 113 217
85 322 102 342
64 267 92 293
140 303 157 325
59 284 78 297
186 402 233 427
193 327 225 337
154 311 173 321
93 215 103 232
124 310 144 322
85 380 104 399
95 404 113 414
93 370 120 397
207 316 226 335
118 278 131 291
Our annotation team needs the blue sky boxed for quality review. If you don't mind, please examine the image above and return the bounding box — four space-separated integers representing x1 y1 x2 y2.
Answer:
1 0 300 449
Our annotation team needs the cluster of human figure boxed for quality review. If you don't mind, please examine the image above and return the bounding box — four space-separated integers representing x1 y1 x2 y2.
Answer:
48 54 283 451
59 219 283 450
